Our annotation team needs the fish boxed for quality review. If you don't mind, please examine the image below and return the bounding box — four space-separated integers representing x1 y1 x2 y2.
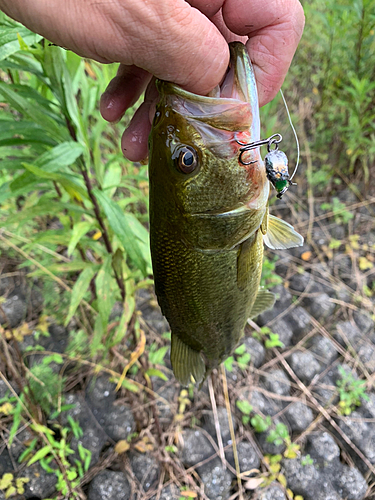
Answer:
148 42 303 386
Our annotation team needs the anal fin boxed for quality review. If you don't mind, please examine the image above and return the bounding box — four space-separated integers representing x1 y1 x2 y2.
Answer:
263 214 304 250
171 334 206 386
249 289 276 318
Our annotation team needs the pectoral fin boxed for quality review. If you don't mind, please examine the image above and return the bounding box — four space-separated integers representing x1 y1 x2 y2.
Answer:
249 289 276 318
263 214 304 250
170 334 206 386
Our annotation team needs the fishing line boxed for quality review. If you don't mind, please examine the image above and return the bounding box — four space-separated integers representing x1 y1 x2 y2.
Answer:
279 88 300 181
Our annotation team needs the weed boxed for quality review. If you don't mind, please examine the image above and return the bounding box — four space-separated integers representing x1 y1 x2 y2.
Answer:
301 454 314 466
336 366 369 415
320 198 354 225
253 326 284 349
250 414 272 433
0 473 30 499
236 400 253 425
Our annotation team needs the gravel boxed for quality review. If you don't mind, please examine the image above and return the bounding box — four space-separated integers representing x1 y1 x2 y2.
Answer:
226 440 260 473
180 429 215 467
283 401 314 432
243 336 266 367
197 457 233 500
288 350 321 383
305 432 340 466
262 369 291 396
203 406 237 446
257 483 287 500
87 470 131 500
129 452 160 492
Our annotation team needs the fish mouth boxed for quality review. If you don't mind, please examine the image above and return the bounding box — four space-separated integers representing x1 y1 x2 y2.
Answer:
156 42 259 133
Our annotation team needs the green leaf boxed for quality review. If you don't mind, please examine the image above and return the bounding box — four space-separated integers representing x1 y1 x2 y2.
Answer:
68 221 93 256
146 368 168 381
22 162 88 200
149 346 169 365
65 266 97 325
95 256 115 326
0 82 66 141
27 445 52 466
0 24 42 62
94 189 151 276
236 400 253 415
234 343 246 355
34 142 84 170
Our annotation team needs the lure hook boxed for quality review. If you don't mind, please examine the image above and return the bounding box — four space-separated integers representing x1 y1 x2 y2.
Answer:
236 133 283 166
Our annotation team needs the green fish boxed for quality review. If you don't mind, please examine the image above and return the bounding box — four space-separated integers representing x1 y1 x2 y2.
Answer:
149 42 303 386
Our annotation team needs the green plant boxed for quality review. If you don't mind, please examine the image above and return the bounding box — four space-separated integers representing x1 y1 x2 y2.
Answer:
261 256 283 289
320 198 354 225
236 400 253 425
20 418 91 498
336 366 369 415
301 454 314 466
254 326 284 349
0 12 152 364
267 423 300 459
250 414 272 433
0 473 30 499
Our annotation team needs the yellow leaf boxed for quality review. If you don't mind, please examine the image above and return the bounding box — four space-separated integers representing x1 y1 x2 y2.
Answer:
92 230 102 240
5 485 16 499
114 440 130 454
287 489 294 498
269 463 281 474
0 473 13 489
180 491 197 498
295 496 304 500
359 256 373 271
278 473 287 487
0 403 13 415
312 87 319 95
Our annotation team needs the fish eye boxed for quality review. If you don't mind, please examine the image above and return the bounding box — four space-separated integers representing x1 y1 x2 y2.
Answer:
177 146 198 174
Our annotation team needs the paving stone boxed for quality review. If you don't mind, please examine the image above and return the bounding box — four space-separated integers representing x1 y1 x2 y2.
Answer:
353 310 374 335
289 351 321 384
0 293 26 327
61 394 107 465
334 464 367 500
305 432 340 466
338 411 375 464
287 306 312 341
130 452 160 492
262 369 291 396
203 406 237 446
243 336 265 368
0 450 13 476
93 404 136 442
87 469 131 500
180 429 215 467
257 483 287 500
282 458 319 498
226 440 260 473
333 320 365 349
310 336 338 365
197 457 233 500
150 484 180 500
85 375 117 410
22 462 57 499
249 390 282 417
283 401 314 432
154 382 178 427
270 318 294 347
257 430 286 456
308 292 336 319
358 342 375 370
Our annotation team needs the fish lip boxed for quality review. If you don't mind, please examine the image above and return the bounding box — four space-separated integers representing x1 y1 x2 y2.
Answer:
156 42 256 105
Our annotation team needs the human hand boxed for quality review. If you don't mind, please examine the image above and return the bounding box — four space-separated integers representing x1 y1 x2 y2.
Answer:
0 0 304 161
